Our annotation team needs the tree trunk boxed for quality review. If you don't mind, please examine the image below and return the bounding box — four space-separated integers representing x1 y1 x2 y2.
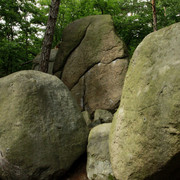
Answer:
163 7 167 17
25 29 28 62
152 0 157 31
39 0 61 73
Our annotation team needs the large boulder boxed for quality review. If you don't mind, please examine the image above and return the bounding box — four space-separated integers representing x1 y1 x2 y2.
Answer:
109 23 180 180
53 15 129 114
87 123 114 180
0 70 88 180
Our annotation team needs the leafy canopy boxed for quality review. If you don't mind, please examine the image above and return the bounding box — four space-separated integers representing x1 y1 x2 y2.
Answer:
0 0 179 77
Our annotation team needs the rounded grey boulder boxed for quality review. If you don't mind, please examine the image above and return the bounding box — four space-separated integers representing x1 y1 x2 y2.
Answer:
0 70 88 179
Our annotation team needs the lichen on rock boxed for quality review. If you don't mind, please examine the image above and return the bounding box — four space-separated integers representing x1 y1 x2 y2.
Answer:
109 22 180 180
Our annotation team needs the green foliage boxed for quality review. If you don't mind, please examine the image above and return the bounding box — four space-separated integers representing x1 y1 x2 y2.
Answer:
0 0 179 77
53 0 180 56
156 0 180 27
108 174 116 180
0 0 45 77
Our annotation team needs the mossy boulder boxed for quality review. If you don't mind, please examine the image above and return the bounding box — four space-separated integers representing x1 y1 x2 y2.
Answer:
109 23 180 180
0 70 88 179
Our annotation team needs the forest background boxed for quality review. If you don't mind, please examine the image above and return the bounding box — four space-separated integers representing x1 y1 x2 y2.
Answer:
0 0 179 77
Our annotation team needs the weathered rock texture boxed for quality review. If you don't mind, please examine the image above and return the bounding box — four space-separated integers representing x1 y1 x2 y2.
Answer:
87 123 114 180
109 23 180 180
53 15 129 113
33 49 58 74
0 70 88 180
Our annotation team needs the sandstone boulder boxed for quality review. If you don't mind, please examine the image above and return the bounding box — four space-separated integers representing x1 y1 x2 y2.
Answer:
87 123 114 180
0 70 88 179
109 23 180 180
53 15 129 113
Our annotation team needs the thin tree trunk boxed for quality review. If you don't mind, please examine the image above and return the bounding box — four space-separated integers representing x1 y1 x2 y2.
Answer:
152 0 157 31
10 24 14 41
39 0 61 73
163 7 167 17
100 8 104 14
10 24 14 73
25 29 28 62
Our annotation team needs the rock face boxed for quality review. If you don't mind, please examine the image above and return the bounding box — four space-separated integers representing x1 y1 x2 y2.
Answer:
33 49 58 74
0 70 88 180
87 123 114 180
109 23 180 180
53 15 129 113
